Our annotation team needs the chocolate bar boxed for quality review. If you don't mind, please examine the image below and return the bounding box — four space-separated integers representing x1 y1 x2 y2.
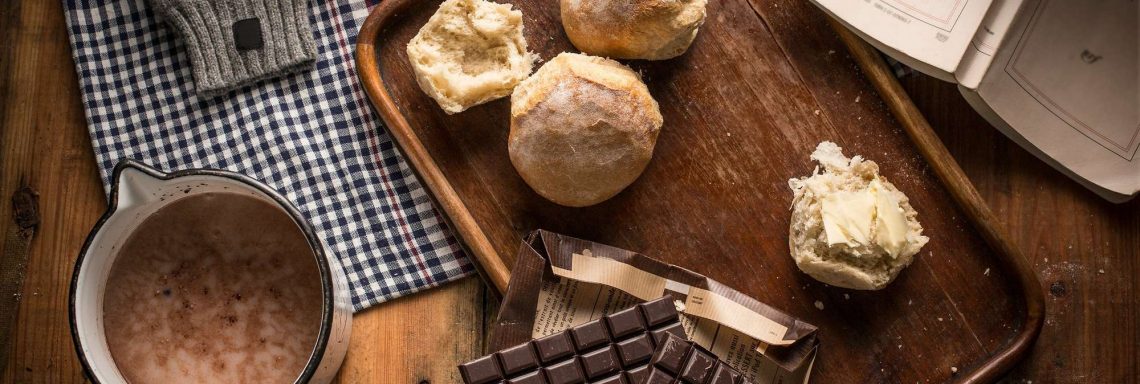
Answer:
458 296 686 384
645 332 753 384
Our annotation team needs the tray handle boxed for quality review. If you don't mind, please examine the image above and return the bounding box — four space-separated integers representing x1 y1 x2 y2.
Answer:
355 0 512 294
828 18 1045 384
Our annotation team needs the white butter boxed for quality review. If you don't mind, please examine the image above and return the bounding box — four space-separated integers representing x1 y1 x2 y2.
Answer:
821 189 874 246
820 177 909 256
870 179 908 257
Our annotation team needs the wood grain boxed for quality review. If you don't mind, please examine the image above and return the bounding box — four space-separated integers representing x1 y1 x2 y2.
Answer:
2 0 1137 383
899 74 1140 384
356 0 1034 382
0 0 103 381
332 278 490 384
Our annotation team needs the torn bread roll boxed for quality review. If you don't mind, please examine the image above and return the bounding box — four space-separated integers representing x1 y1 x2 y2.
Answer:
788 142 929 290
406 0 535 114
509 52 663 207
561 0 708 60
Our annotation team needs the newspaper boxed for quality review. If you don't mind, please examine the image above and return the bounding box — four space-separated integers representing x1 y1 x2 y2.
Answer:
811 0 1140 202
489 231 818 384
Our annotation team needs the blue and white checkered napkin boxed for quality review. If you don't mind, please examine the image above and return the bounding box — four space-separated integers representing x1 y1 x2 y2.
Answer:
62 0 474 311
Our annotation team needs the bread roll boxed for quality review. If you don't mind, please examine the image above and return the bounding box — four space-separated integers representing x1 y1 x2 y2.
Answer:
561 0 708 60
509 53 663 207
406 0 535 114
787 142 929 290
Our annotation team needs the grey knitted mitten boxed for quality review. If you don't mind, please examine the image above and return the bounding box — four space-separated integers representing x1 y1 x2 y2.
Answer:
149 0 317 96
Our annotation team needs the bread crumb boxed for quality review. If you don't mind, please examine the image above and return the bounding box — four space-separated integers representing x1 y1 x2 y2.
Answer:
844 293 850 300
813 109 820 116
1098 269 1105 274
984 268 990 276
938 317 943 322
951 367 958 374
814 300 825 310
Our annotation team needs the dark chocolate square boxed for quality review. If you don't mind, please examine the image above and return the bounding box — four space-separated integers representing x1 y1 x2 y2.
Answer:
543 357 586 384
507 371 547 384
580 346 620 380
639 297 679 327
459 297 687 384
679 348 717 383
615 334 655 367
642 329 748 384
649 333 691 375
459 355 503 384
231 18 263 51
651 323 687 346
570 320 610 351
708 363 741 384
605 306 647 339
644 367 675 384
497 342 540 376
624 365 649 384
534 331 575 364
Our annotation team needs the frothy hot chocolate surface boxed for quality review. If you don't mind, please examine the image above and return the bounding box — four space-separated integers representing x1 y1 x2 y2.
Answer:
103 192 323 383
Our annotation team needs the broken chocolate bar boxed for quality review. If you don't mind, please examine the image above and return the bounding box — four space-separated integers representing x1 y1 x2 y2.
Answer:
489 231 819 383
645 332 753 384
458 296 686 384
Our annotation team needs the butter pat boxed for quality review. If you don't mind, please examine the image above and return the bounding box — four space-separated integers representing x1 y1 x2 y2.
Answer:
820 190 873 246
870 179 908 257
820 177 910 257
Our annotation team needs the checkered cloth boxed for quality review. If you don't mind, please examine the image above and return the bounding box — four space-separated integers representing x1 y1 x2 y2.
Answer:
62 0 474 311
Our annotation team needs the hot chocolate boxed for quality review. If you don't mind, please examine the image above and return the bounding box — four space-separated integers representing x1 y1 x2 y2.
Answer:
102 192 323 383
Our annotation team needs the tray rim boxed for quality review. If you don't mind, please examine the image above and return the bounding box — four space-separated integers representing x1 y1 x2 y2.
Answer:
353 1 1044 383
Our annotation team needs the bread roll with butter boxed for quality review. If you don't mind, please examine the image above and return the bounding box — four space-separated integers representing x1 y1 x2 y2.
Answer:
406 0 535 114
560 0 708 60
509 52 663 207
788 142 929 290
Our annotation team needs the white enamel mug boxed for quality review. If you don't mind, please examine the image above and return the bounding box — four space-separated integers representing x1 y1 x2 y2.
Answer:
69 160 352 383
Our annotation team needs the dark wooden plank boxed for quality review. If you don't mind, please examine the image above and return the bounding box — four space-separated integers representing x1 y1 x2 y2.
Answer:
899 75 1140 383
0 0 103 381
359 0 1033 382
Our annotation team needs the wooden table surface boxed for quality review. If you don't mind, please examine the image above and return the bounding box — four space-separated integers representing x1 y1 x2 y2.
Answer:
1 1 1136 383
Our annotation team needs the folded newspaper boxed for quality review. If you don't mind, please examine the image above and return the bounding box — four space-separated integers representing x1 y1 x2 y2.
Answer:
489 230 819 384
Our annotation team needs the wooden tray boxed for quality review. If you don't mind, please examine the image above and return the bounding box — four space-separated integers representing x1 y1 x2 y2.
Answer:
355 0 1044 382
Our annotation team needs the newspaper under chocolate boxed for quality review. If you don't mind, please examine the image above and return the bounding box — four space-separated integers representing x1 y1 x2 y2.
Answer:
490 230 819 384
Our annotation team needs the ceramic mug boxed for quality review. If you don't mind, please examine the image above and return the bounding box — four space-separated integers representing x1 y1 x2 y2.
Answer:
69 160 352 383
